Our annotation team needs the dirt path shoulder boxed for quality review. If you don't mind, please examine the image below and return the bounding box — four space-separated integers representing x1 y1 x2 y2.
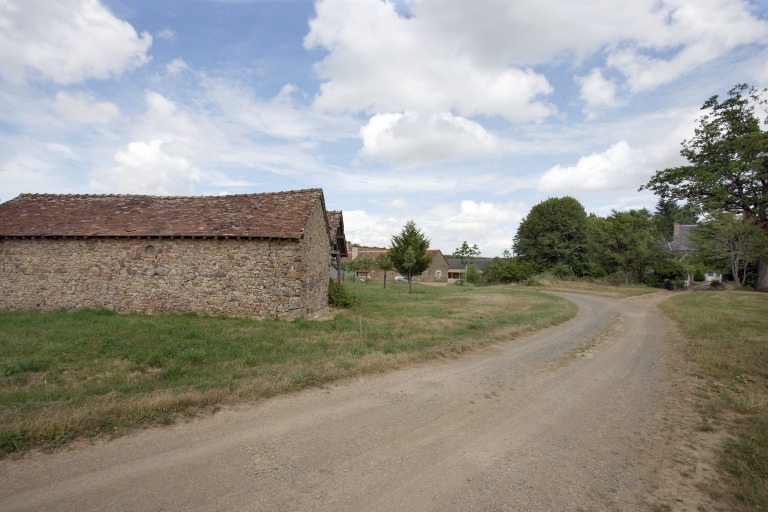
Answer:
0 292 713 511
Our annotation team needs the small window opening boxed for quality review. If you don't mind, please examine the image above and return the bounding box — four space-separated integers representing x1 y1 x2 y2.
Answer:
143 245 157 258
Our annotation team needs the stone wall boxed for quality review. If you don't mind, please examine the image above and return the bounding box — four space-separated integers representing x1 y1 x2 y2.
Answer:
416 255 450 283
298 202 333 315
0 231 330 319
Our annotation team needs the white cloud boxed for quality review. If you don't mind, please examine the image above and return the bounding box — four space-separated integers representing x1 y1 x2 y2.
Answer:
537 141 649 192
305 0 555 122
443 200 522 231
342 210 404 248
165 58 188 75
49 91 120 125
199 76 356 140
138 91 199 141
0 150 80 200
91 139 201 195
0 0 152 85
359 112 497 165
157 28 176 41
605 0 768 91
304 0 767 119
576 68 619 119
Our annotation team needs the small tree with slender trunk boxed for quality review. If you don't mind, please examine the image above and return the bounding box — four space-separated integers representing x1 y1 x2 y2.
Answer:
454 241 480 289
353 253 375 283
389 220 432 294
376 253 394 288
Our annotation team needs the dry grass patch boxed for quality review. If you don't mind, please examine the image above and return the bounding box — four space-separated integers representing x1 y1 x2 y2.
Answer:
0 282 575 457
660 291 768 511
515 278 656 297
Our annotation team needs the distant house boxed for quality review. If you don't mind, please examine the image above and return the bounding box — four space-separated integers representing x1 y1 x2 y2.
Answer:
446 258 493 283
0 189 342 319
669 222 722 283
447 258 465 282
347 247 450 283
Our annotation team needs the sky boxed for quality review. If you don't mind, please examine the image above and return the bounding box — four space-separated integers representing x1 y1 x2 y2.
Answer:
1 0 767 257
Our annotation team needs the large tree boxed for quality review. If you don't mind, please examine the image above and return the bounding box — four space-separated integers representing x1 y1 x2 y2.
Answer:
513 196 590 276
689 214 768 286
642 84 768 291
603 209 665 285
388 220 432 293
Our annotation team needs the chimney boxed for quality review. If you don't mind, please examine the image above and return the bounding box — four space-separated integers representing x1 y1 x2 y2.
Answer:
674 222 680 235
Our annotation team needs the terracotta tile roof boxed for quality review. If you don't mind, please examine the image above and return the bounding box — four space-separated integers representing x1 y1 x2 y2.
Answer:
353 248 447 263
0 189 327 239
326 210 348 257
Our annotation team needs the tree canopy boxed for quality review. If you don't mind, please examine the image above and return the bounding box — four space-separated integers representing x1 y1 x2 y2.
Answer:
642 83 768 290
513 196 589 276
689 214 768 286
388 220 432 293
589 209 666 285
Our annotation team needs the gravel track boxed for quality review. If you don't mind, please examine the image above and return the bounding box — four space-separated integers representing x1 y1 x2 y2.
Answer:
0 292 685 511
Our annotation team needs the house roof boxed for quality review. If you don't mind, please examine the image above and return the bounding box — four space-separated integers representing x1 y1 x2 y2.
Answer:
0 189 328 240
671 224 696 252
326 210 348 257
352 248 448 265
447 258 493 271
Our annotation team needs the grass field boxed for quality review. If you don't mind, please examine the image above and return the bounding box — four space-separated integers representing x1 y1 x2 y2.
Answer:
0 281 575 457
660 291 768 510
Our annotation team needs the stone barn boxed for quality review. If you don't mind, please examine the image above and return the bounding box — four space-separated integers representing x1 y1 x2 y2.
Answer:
0 189 337 320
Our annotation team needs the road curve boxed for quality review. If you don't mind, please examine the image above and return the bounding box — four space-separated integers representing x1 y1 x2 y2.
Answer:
0 292 673 511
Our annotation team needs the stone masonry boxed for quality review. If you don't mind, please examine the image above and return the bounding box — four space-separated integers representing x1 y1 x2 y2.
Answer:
0 190 334 320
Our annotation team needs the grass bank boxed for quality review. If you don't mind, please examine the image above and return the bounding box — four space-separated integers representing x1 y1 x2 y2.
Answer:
0 282 575 457
660 291 768 510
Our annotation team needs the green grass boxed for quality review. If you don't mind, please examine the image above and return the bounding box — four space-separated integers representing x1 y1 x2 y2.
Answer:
0 282 575 457
660 291 768 511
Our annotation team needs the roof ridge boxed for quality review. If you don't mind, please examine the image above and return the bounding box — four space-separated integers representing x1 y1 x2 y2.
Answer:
2 189 329 239
17 188 324 200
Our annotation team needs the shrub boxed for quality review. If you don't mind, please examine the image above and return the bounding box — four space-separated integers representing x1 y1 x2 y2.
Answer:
482 258 536 284
694 267 706 282
328 279 353 308
549 263 575 280
647 258 689 288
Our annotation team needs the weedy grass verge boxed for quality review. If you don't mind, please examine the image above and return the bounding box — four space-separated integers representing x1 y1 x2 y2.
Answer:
660 291 768 511
0 282 574 457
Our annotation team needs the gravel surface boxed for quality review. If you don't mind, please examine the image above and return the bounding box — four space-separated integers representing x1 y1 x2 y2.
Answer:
0 292 712 511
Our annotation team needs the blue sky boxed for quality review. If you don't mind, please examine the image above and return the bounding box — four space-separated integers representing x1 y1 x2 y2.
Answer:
1 0 767 256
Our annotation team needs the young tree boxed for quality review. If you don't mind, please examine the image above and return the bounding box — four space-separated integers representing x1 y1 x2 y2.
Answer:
513 196 590 276
454 241 480 288
353 253 375 283
389 220 432 293
339 259 356 281
641 84 768 291
375 253 394 288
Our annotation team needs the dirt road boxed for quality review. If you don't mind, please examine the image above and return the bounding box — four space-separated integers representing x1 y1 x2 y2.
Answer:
0 292 699 511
